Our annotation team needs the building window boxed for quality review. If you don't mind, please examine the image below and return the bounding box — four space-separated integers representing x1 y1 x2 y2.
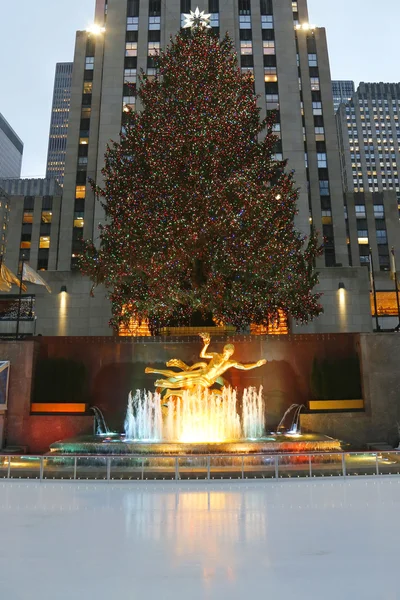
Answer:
261 15 273 29
319 180 330 196
85 57 94 70
149 16 161 29
310 77 320 91
39 236 50 249
126 42 138 57
240 41 253 55
355 205 366 218
262 40 275 54
148 41 160 55
22 210 34 224
312 102 322 116
374 205 385 218
239 15 252 28
317 153 327 168
75 186 86 199
376 230 388 244
127 16 139 30
41 211 52 224
308 54 318 67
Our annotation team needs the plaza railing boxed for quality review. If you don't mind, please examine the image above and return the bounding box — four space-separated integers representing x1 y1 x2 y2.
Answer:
1 451 400 481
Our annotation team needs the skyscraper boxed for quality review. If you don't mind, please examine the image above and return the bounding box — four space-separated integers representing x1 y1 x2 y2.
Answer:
6 0 371 336
336 82 400 199
0 114 23 179
332 80 355 113
46 63 73 186
336 83 400 281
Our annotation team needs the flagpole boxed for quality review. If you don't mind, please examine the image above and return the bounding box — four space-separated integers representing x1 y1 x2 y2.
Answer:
391 247 400 330
15 256 25 341
370 248 380 332
395 270 400 329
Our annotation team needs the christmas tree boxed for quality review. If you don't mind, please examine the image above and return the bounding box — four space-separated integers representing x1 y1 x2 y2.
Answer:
81 26 322 333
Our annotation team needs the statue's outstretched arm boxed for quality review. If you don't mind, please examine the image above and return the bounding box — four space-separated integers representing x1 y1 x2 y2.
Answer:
233 359 267 371
199 332 214 359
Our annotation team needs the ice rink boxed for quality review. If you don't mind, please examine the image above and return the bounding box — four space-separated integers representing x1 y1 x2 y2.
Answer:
0 477 399 600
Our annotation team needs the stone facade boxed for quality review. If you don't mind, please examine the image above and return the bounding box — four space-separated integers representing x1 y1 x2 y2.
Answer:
302 333 400 447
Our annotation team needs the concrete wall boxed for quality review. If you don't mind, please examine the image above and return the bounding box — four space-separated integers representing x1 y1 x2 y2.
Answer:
6 265 371 337
31 272 112 337
296 266 372 334
302 333 400 447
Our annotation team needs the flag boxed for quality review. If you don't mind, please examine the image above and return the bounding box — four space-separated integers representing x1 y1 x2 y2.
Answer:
0 263 27 292
22 263 51 293
390 247 397 282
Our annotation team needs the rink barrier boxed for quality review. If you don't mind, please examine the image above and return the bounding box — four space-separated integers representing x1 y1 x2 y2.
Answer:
1 451 400 481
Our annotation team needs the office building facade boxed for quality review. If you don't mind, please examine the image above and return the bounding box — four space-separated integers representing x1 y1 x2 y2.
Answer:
0 114 23 179
46 63 73 186
332 80 355 113
336 83 400 288
0 179 62 273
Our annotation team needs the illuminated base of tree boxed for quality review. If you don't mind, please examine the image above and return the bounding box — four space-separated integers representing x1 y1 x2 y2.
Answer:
118 311 289 337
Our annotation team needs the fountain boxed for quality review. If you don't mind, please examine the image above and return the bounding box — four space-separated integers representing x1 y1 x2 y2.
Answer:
50 333 342 455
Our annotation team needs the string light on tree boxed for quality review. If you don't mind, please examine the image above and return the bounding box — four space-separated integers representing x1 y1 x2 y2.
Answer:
182 7 211 29
80 27 323 334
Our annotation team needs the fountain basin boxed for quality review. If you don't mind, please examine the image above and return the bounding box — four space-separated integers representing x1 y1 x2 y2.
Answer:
49 433 342 455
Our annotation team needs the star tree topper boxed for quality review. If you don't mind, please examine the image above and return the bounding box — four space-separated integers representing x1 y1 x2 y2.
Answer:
182 7 211 29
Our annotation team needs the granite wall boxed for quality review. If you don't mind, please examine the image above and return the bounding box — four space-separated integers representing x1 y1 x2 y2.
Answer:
301 333 400 447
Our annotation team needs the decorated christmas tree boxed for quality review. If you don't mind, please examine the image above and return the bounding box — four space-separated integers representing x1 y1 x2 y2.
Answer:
81 23 322 334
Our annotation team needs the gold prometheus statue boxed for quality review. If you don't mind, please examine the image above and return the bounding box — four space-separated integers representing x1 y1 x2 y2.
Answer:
145 332 266 401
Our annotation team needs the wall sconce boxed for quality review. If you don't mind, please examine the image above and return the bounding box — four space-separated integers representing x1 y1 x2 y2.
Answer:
60 285 67 293
338 282 345 290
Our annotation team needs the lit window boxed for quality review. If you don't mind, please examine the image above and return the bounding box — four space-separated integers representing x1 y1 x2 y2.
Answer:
75 186 86 199
125 42 137 57
83 81 93 94
310 77 320 91
264 67 277 82
73 215 84 228
23 211 34 224
41 211 52 224
20 241 31 249
81 108 91 119
39 236 50 249
240 41 253 55
148 41 160 56
263 41 275 55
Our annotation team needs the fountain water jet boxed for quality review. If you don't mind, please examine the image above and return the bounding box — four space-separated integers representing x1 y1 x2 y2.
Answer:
124 386 264 443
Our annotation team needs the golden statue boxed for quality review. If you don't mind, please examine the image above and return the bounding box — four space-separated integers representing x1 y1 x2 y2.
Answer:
145 333 266 401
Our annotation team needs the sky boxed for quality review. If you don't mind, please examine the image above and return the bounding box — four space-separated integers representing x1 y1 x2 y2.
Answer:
1 0 399 178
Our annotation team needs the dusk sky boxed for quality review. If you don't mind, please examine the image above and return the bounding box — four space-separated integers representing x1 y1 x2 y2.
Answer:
2 0 399 178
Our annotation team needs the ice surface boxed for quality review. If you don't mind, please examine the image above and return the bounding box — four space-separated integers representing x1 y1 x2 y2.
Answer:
0 478 400 599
